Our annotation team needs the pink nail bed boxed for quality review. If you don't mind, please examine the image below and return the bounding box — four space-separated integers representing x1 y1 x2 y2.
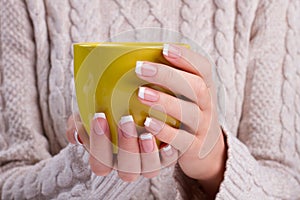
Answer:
138 87 159 101
140 133 154 153
135 61 157 77
162 145 173 156
163 44 181 59
93 113 106 135
119 115 136 138
93 119 104 135
144 117 163 134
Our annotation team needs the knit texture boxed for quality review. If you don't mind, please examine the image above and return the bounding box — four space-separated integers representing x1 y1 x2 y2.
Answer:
0 0 300 199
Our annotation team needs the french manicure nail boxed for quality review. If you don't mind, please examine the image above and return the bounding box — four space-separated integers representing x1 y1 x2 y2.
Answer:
138 87 159 101
120 115 134 125
140 133 154 153
135 61 157 77
93 112 106 135
144 117 163 134
74 130 83 145
144 117 152 127
135 61 143 75
93 113 106 120
119 115 135 138
163 44 181 59
162 145 173 156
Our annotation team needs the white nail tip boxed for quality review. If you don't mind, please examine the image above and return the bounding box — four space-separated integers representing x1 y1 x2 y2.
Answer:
163 44 169 56
144 117 152 127
120 115 134 125
135 61 143 75
93 113 106 120
74 130 82 145
140 133 153 140
163 145 171 152
138 87 145 99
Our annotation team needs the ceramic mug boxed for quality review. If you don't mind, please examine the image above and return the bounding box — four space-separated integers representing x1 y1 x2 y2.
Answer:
73 42 187 153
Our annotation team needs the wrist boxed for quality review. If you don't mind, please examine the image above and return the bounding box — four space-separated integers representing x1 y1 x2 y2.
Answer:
197 128 227 197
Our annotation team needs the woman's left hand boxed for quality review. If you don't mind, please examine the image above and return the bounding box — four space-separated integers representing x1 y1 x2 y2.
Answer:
136 44 227 195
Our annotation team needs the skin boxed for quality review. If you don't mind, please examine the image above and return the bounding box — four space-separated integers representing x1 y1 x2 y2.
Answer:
66 44 227 198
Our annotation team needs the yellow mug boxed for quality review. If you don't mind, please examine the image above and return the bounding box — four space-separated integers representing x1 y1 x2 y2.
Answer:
74 42 187 153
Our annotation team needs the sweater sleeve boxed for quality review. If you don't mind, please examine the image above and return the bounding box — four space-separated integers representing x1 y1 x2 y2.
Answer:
216 0 300 199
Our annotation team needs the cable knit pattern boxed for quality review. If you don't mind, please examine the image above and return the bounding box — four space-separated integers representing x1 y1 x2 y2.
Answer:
235 0 300 199
179 0 215 55
280 0 300 165
232 0 259 136
213 0 239 134
0 0 50 168
44 0 73 152
1 0 300 199
24 0 57 155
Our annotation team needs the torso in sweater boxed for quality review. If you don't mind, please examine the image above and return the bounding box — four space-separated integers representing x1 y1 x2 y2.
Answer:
0 0 299 199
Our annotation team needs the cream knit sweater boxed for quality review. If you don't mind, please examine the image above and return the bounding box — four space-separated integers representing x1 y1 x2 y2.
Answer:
0 0 300 199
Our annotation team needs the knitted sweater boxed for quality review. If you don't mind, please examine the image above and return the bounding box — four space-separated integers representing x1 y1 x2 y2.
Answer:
0 0 300 199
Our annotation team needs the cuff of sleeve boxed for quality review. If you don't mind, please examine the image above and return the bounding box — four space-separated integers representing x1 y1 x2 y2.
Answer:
173 164 206 200
215 125 257 199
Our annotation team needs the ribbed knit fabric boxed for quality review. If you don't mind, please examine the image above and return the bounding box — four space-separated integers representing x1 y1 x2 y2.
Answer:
0 0 300 199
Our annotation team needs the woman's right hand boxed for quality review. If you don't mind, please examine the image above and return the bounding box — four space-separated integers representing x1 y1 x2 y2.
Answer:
66 113 178 182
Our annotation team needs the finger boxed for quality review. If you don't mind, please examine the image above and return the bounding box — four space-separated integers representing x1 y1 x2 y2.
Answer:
66 115 78 144
138 86 203 133
89 113 113 176
135 61 211 110
160 144 178 167
139 133 160 178
144 117 195 153
66 114 89 146
67 113 81 128
162 44 213 88
117 115 141 182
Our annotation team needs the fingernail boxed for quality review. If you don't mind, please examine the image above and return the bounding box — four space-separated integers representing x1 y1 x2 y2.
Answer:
162 145 173 156
119 115 135 138
74 130 83 145
140 133 154 153
138 87 159 101
135 61 157 77
163 44 181 59
120 115 134 125
93 113 106 135
93 113 106 120
144 117 163 134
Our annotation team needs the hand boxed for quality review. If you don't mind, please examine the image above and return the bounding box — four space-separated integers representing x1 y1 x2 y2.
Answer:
66 113 179 181
135 44 226 196
66 44 226 197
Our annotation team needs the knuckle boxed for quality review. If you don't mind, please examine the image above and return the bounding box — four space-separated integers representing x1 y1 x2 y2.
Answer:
143 171 160 179
67 115 74 123
199 57 212 73
90 164 112 176
156 129 174 144
194 57 213 86
190 106 201 127
66 128 76 143
194 79 208 102
89 157 112 176
118 142 140 154
196 78 207 94
118 173 139 182
160 67 174 81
